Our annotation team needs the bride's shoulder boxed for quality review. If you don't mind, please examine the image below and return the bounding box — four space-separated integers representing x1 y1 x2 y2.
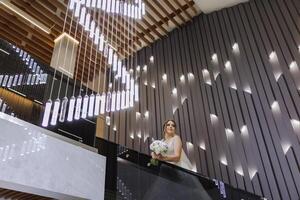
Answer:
173 135 182 140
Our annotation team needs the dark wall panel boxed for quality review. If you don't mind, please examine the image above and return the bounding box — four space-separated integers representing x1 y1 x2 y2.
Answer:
107 0 300 199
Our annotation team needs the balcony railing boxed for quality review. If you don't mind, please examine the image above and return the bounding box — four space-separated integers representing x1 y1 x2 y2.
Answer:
96 138 262 200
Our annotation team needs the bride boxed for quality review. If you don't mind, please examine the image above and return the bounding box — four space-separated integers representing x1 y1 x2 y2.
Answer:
145 120 212 200
152 119 193 171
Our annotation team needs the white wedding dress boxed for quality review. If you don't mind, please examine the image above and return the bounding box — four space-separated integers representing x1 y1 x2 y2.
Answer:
164 136 193 171
144 136 212 200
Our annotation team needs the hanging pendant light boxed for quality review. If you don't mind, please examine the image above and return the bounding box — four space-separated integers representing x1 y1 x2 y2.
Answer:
106 0 111 12
134 84 139 102
28 59 33 69
99 34 104 52
101 0 107 11
135 5 138 19
30 75 35 85
17 74 23 86
100 92 106 114
125 73 130 89
85 13 91 31
127 3 131 17
111 0 116 13
0 75 3 85
12 75 18 86
94 27 100 44
50 99 61 126
59 97 68 122
117 60 122 78
138 6 142 19
121 66 126 83
2 75 8 87
116 90 121 111
106 91 111 112
94 93 101 116
74 1 81 17
113 53 118 71
131 4 135 18
86 0 91 7
125 90 130 108
81 94 89 119
89 21 95 38
141 2 145 15
34 74 40 85
97 0 102 8
22 52 27 61
88 93 95 117
103 43 109 57
130 78 134 91
79 7 86 25
19 50 23 58
7 76 13 88
108 48 114 65
130 89 134 107
74 95 82 120
91 0 97 7
67 96 76 122
124 2 128 16
121 90 126 109
111 91 116 112
42 99 52 127
116 0 120 14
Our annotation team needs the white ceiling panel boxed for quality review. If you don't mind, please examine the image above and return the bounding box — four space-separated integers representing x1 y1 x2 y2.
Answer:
193 0 249 13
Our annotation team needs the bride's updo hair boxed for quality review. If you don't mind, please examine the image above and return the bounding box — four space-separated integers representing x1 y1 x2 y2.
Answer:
163 119 176 133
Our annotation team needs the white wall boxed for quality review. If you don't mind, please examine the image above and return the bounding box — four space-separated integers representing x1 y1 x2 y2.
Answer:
0 113 106 200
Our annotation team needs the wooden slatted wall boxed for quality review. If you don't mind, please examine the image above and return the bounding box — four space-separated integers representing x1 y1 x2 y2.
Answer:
106 0 300 199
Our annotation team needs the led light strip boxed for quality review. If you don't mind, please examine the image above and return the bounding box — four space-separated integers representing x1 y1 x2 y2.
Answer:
12 44 45 75
0 73 48 88
0 48 10 55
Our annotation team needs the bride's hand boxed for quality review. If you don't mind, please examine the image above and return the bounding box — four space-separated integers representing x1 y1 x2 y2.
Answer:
151 152 159 159
151 152 164 160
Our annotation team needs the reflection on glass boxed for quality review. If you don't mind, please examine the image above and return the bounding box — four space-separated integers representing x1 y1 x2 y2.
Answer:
26 74 32 85
0 75 3 85
31 74 36 85
1 103 7 112
2 75 8 87
13 75 18 86
35 74 40 84
7 75 13 88
17 74 23 85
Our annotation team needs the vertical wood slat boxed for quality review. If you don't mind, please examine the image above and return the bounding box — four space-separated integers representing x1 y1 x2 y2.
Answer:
108 0 300 199
199 14 224 181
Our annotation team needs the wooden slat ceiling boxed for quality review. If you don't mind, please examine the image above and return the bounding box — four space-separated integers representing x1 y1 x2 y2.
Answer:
0 0 201 82
0 188 52 200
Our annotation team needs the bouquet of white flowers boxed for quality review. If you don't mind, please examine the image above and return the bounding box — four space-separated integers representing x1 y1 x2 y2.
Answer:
149 140 168 166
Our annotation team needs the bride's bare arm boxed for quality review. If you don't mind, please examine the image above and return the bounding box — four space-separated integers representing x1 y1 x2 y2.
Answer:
159 135 182 162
